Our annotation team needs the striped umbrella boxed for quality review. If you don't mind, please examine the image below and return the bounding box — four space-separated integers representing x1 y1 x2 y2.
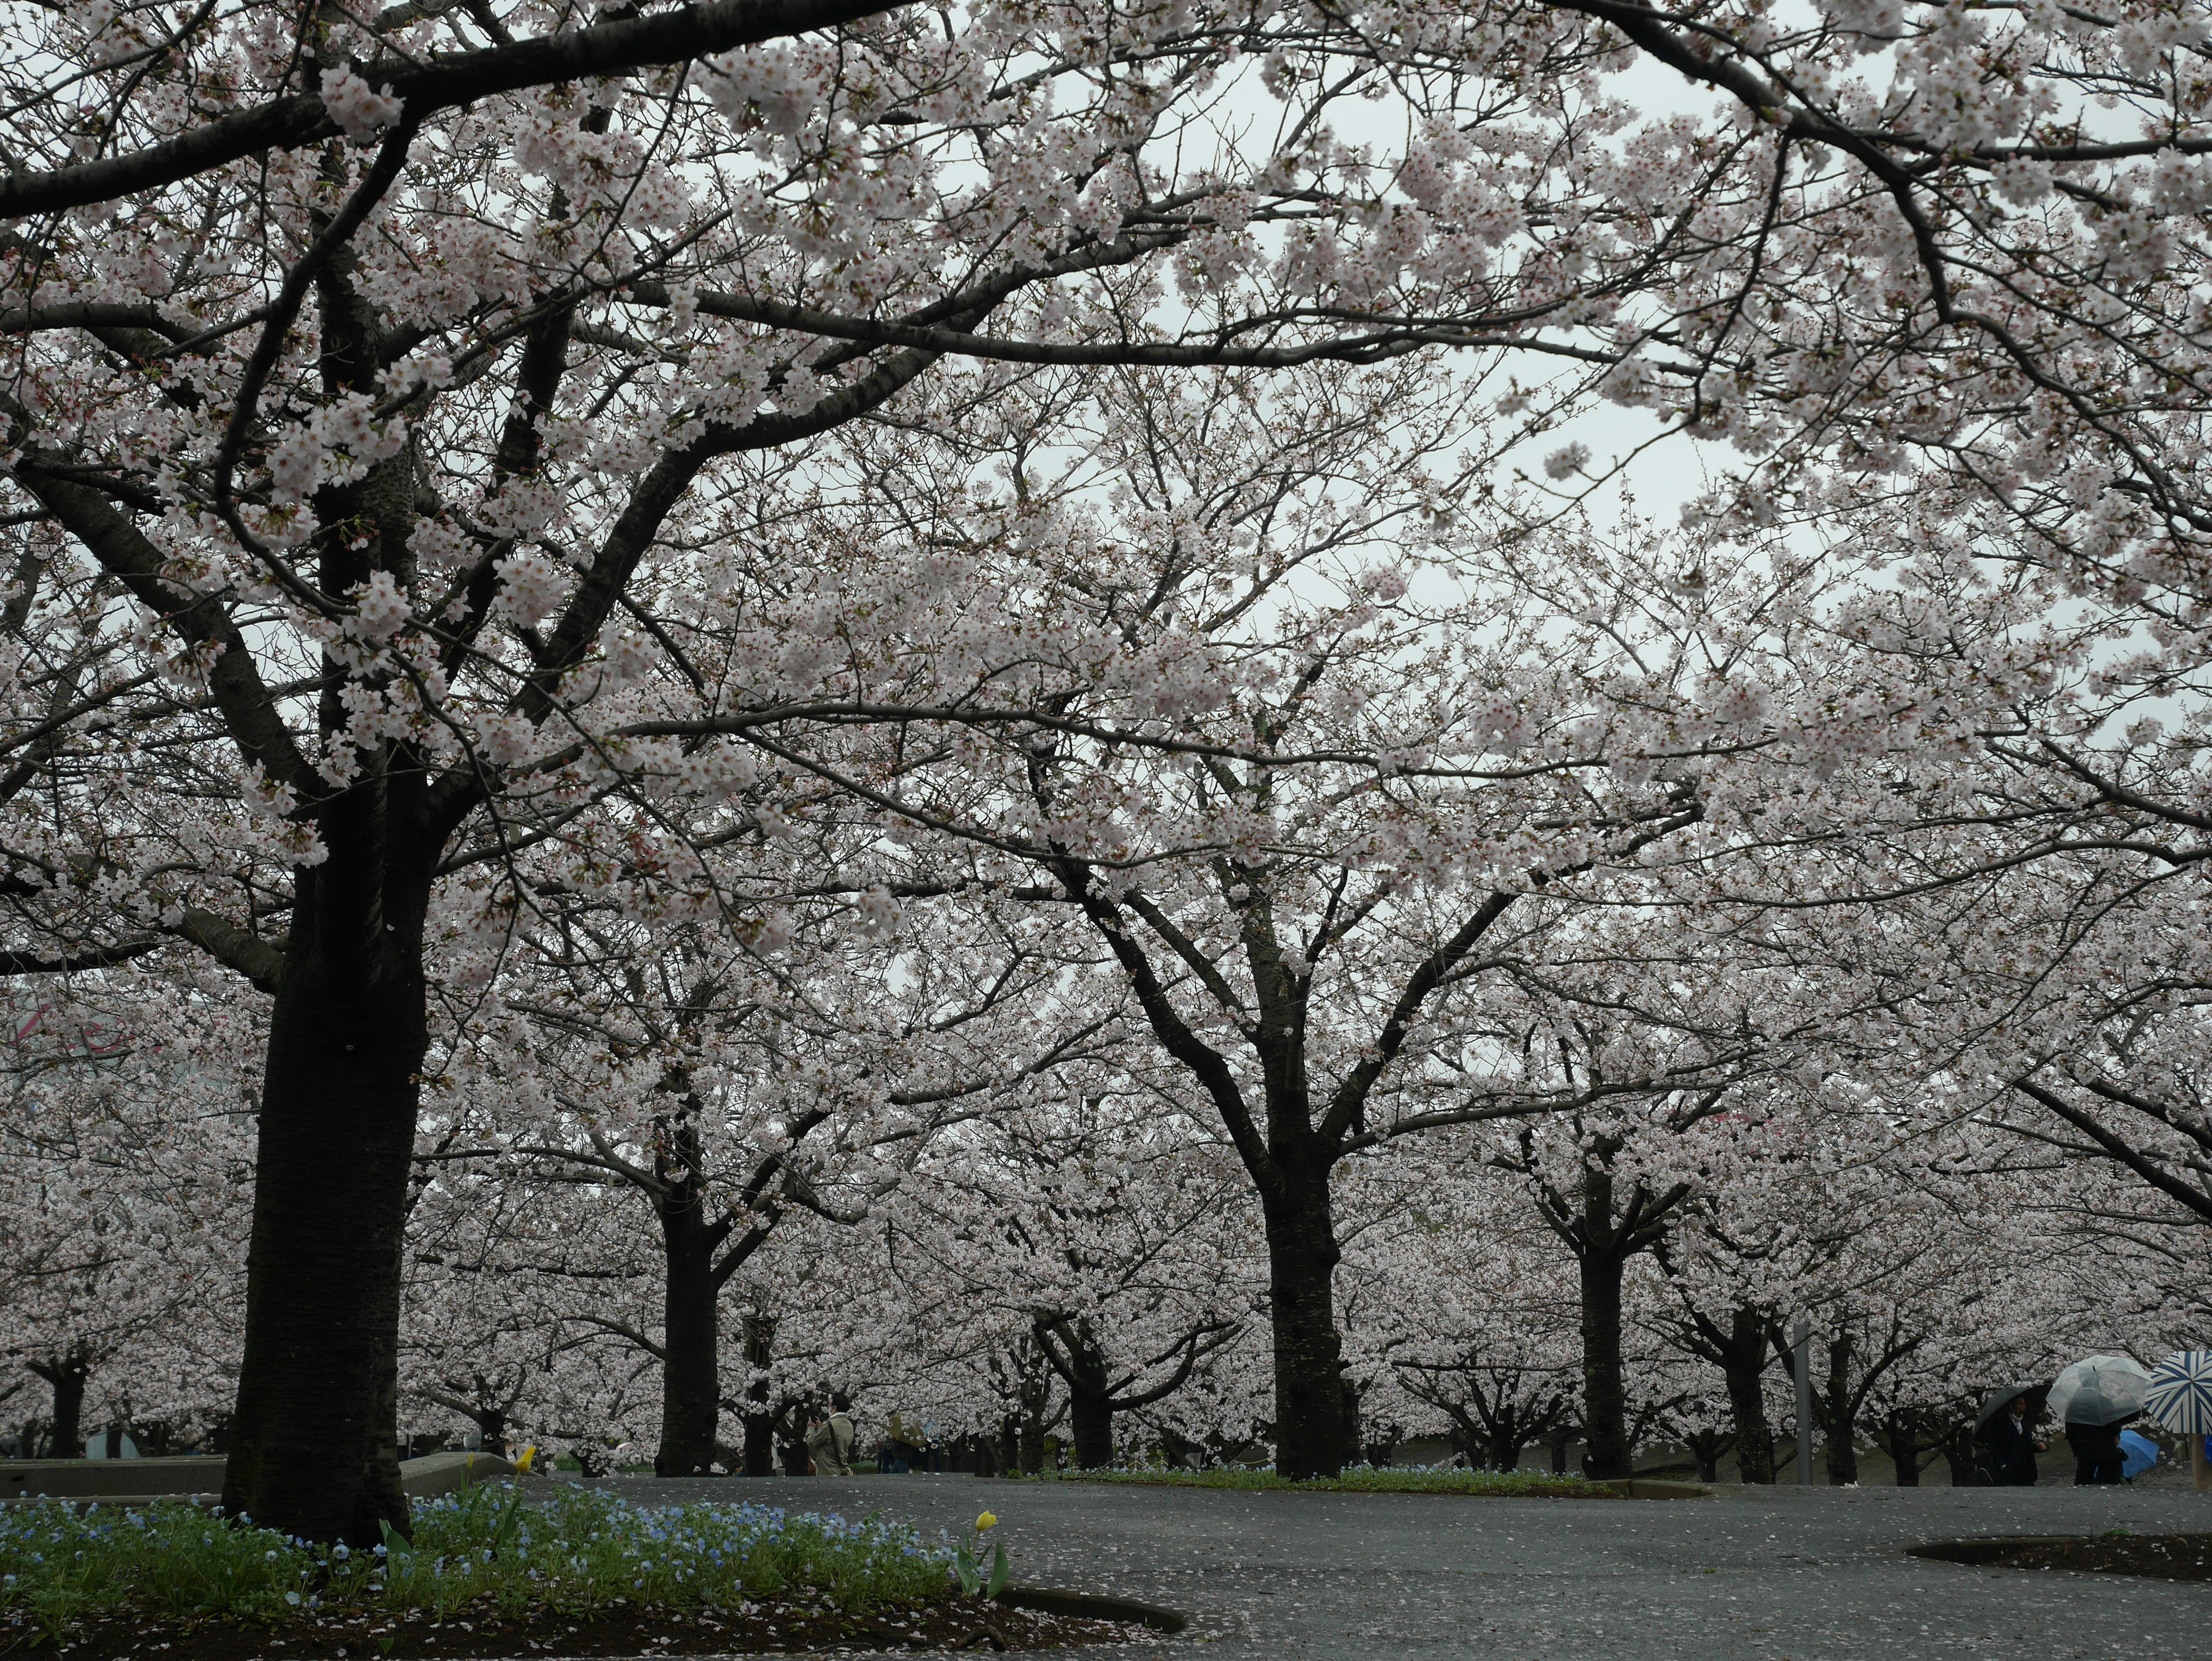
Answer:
2143 1350 2212 1435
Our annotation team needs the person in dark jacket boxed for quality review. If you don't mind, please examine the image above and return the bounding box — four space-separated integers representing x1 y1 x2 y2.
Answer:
1979 1395 2040 1485
2064 1418 2126 1485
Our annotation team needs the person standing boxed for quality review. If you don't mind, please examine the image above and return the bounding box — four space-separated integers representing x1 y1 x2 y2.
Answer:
882 1409 919 1474
1979 1395 2040 1486
2064 1419 2126 1485
808 1393 856 1476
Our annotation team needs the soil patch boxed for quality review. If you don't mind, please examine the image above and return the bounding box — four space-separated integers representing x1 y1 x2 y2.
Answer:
1910 1532 2212 1581
2 1591 1155 1658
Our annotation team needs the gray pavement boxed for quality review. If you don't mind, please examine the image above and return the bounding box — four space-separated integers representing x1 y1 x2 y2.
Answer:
600 1474 2211 1659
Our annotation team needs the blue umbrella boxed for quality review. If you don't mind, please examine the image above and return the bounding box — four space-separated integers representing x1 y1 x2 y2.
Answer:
2143 1350 2212 1435
2119 1429 2159 1480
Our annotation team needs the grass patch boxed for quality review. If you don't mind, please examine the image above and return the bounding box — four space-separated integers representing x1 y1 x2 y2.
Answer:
0 1482 949 1648
1020 1465 1599 1497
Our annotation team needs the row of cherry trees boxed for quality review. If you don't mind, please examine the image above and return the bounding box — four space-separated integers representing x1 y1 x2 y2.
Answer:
2 0 2210 1536
6 955 2196 1484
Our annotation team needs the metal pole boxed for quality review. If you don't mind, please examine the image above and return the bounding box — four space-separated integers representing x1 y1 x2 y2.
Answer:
1791 1314 1815 1486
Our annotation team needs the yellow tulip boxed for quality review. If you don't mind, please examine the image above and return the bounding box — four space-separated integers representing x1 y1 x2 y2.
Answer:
515 1445 537 1474
975 1511 998 1531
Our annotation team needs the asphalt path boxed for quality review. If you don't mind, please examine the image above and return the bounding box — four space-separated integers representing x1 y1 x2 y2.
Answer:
597 1473 2212 1659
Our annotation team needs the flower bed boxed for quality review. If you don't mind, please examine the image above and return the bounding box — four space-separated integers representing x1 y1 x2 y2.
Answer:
0 1486 1133 1655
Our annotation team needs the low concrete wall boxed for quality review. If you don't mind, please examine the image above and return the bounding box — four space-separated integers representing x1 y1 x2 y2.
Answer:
398 1451 517 1499
2 1452 524 1509
2 1457 224 1502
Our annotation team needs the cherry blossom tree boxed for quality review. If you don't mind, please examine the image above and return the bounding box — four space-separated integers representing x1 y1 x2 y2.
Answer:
0 973 257 1456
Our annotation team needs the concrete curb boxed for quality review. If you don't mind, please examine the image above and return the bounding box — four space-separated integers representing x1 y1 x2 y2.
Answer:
993 1584 1190 1633
1906 1535 2077 1565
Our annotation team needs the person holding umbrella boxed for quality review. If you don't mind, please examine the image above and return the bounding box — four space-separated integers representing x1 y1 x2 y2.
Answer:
2144 1350 2212 1493
2048 1354 2153 1485
1975 1382 2047 1486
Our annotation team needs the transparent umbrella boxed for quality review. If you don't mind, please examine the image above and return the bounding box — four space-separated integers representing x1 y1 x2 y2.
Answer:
2048 1355 2153 1427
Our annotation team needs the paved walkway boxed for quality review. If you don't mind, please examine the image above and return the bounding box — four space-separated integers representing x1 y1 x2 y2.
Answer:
601 1474 2210 1659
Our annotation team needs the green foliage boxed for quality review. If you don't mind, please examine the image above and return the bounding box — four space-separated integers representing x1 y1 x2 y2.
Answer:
1021 1465 1599 1497
0 1484 952 1645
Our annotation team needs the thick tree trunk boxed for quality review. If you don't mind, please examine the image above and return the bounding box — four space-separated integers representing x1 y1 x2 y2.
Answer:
223 913 423 1546
1069 1388 1113 1469
1823 1334 1858 1486
1578 1248 1631 1480
31 1353 87 1458
1720 1309 1775 1484
1260 1164 1346 1480
654 1200 721 1476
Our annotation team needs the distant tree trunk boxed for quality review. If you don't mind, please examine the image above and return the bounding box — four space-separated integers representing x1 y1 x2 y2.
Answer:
1259 1157 1347 1480
1017 1408 1047 1475
1940 1422 1982 1487
1823 1333 1858 1486
1717 1310 1775 1484
1486 1427 1527 1472
1550 1427 1573 1474
1685 1428 1732 1484
741 1316 775 1477
1882 1415 1923 1486
775 1403 810 1475
1338 1366 1363 1466
1578 1243 1631 1480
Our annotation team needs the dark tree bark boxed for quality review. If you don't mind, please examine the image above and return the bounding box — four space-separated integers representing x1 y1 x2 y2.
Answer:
654 1173 722 1477
1881 1413 1923 1486
740 1315 775 1477
634 1093 798 1475
1041 792 1632 1485
1519 1127 1700 1485
1577 1242 1631 1480
1654 1295 1775 1482
1017 1406 1047 1476
27 1350 88 1458
1939 1421 1983 1487
224 887 427 1545
1067 1387 1113 1470
1035 1313 1234 1471
1822 1333 1858 1485
1259 1159 1347 1480
1719 1310 1776 1484
1684 1427 1732 1484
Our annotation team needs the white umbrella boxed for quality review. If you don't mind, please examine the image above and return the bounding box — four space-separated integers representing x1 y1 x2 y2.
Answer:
2047 1354 2152 1427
